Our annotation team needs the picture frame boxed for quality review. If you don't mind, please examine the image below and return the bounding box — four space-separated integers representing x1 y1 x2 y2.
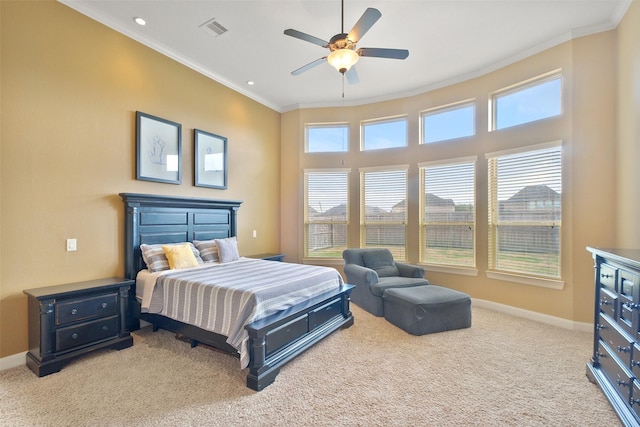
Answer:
194 129 228 189
136 111 182 184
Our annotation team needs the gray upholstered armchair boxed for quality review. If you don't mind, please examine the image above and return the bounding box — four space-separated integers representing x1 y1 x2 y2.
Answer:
342 248 430 316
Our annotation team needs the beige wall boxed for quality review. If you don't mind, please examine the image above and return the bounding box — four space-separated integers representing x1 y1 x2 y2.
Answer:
0 1 281 357
617 1 640 247
281 30 622 324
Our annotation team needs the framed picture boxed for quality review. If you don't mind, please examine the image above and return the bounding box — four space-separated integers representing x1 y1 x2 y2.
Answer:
194 129 228 189
136 111 182 184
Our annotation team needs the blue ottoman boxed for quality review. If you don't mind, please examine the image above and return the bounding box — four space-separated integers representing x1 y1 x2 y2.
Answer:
383 285 471 335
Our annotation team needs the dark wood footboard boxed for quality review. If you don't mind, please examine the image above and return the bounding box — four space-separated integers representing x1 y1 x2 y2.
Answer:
245 284 354 391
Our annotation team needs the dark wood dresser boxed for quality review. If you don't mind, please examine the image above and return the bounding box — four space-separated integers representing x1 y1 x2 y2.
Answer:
24 277 134 376
586 247 640 426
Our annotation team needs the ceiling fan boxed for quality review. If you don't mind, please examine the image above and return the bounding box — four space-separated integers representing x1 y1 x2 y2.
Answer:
284 0 409 84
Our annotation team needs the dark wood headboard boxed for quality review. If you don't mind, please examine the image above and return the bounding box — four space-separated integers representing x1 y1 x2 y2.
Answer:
119 193 242 279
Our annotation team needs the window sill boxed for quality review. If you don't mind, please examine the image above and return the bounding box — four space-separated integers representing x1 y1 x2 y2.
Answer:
486 270 564 290
421 264 478 277
302 258 344 266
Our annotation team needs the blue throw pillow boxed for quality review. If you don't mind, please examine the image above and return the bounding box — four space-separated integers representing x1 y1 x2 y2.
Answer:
362 250 399 277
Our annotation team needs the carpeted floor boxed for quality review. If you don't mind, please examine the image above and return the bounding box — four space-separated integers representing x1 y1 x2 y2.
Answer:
0 305 620 426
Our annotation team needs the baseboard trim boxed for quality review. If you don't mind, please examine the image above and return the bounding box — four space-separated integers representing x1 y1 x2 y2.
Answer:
0 351 26 372
472 298 592 333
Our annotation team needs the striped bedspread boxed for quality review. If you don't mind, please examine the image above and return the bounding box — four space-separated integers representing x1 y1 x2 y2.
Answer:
145 258 343 368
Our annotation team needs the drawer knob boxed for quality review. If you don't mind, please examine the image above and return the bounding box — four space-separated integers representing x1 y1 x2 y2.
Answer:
632 360 640 367
596 324 605 330
71 308 78 315
71 333 78 340
617 345 631 353
600 299 613 306
102 325 109 331
623 302 640 310
101 302 108 309
601 273 613 279
616 378 629 387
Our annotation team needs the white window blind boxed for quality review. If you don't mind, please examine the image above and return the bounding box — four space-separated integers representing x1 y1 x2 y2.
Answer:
420 159 476 267
487 142 562 278
360 167 407 260
304 170 349 258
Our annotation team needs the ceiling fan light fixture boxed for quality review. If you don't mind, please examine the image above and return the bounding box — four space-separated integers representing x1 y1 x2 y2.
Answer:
327 48 359 74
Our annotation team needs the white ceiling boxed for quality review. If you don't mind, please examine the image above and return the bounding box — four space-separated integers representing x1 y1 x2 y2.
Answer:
60 0 631 112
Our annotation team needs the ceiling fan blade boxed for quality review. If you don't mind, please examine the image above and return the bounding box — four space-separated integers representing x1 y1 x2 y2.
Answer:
358 47 409 60
347 8 381 43
284 29 329 48
345 66 359 85
291 57 327 76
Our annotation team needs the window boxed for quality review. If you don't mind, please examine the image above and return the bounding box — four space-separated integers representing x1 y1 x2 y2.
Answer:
360 167 407 260
487 142 562 278
306 123 349 153
491 72 562 131
304 170 349 258
361 116 407 151
421 101 475 144
419 158 476 267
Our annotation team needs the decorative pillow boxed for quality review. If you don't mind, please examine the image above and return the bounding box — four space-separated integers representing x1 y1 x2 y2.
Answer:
215 237 239 263
193 239 220 262
362 250 399 277
140 242 203 272
162 243 200 270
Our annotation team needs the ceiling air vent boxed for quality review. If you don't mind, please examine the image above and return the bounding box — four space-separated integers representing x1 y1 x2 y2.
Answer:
200 18 228 38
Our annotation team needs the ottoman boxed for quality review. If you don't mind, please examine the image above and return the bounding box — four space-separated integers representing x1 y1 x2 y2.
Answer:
383 285 471 335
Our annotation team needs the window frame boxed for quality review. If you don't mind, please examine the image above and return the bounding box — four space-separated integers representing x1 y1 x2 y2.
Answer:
305 122 349 153
420 100 476 144
303 168 350 259
485 141 564 289
489 70 563 131
418 156 477 271
360 115 408 151
359 165 409 261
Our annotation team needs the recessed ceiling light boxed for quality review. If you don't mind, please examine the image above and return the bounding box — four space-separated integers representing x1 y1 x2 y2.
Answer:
247 81 255 86
133 17 146 26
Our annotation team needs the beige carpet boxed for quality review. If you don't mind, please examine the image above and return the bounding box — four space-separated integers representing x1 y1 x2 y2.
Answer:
0 305 620 426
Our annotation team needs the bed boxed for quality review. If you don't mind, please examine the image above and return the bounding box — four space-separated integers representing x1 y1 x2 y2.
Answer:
120 193 354 391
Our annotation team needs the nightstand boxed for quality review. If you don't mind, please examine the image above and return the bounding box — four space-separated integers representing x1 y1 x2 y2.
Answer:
246 253 286 262
24 277 134 377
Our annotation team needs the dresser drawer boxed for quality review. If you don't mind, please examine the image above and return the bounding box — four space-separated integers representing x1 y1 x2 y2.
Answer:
56 293 118 326
599 263 617 292
56 315 119 352
598 340 634 404
632 380 640 419
599 313 633 367
599 288 618 319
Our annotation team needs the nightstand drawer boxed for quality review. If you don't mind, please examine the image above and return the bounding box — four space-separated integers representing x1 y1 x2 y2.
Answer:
56 293 118 325
56 315 119 352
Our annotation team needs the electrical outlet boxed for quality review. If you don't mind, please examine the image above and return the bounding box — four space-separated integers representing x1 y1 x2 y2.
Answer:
66 238 77 252
252 230 257 238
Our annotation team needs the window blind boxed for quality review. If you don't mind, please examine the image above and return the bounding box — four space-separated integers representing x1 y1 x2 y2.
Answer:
487 143 562 278
360 168 407 260
304 170 349 258
420 160 475 267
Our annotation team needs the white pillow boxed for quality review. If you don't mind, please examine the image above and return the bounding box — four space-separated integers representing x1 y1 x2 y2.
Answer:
215 237 239 263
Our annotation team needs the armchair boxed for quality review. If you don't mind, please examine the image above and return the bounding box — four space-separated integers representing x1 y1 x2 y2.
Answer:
342 248 430 316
